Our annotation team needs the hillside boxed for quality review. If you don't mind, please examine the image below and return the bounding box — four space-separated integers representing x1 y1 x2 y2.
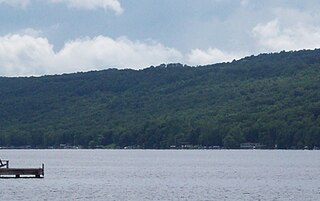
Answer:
0 49 320 149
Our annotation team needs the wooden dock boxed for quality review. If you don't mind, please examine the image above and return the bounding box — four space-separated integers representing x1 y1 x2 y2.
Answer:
0 160 44 178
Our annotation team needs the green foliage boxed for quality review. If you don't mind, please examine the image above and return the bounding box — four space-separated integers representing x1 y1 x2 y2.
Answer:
1 49 320 149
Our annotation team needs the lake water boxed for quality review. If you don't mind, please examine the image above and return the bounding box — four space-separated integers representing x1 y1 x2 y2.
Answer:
0 150 319 201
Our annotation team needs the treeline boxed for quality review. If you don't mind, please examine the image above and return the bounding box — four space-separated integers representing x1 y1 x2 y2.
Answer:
0 49 320 149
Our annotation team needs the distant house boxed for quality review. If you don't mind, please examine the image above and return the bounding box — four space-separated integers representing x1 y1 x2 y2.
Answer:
240 143 265 149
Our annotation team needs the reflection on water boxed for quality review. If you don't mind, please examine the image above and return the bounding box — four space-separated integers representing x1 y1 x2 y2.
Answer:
0 150 319 201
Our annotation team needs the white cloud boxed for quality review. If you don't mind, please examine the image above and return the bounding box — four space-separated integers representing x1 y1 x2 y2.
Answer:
0 0 123 14
55 36 182 71
17 28 43 37
50 0 123 14
187 48 244 66
0 34 55 76
0 32 251 77
0 0 30 8
252 9 320 52
0 34 182 77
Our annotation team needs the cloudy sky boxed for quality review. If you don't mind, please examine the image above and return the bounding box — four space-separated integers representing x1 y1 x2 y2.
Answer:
1 0 320 76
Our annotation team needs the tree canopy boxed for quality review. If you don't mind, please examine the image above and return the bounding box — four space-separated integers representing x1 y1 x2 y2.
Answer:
0 49 320 149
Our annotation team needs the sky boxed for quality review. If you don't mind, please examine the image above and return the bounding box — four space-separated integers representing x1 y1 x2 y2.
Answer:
1 0 320 76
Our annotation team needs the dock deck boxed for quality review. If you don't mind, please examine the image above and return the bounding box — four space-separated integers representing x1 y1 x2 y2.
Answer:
0 160 44 178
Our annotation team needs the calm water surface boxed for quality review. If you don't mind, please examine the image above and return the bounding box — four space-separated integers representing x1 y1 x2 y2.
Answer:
0 150 319 201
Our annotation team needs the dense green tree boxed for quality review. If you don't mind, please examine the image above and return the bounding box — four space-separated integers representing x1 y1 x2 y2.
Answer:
0 49 320 149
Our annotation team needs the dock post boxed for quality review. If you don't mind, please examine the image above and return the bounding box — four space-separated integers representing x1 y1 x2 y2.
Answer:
42 163 44 177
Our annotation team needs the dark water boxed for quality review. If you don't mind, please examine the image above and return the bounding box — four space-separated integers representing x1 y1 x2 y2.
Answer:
0 150 319 200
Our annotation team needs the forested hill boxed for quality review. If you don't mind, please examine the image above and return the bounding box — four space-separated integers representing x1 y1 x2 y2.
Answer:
1 49 320 149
